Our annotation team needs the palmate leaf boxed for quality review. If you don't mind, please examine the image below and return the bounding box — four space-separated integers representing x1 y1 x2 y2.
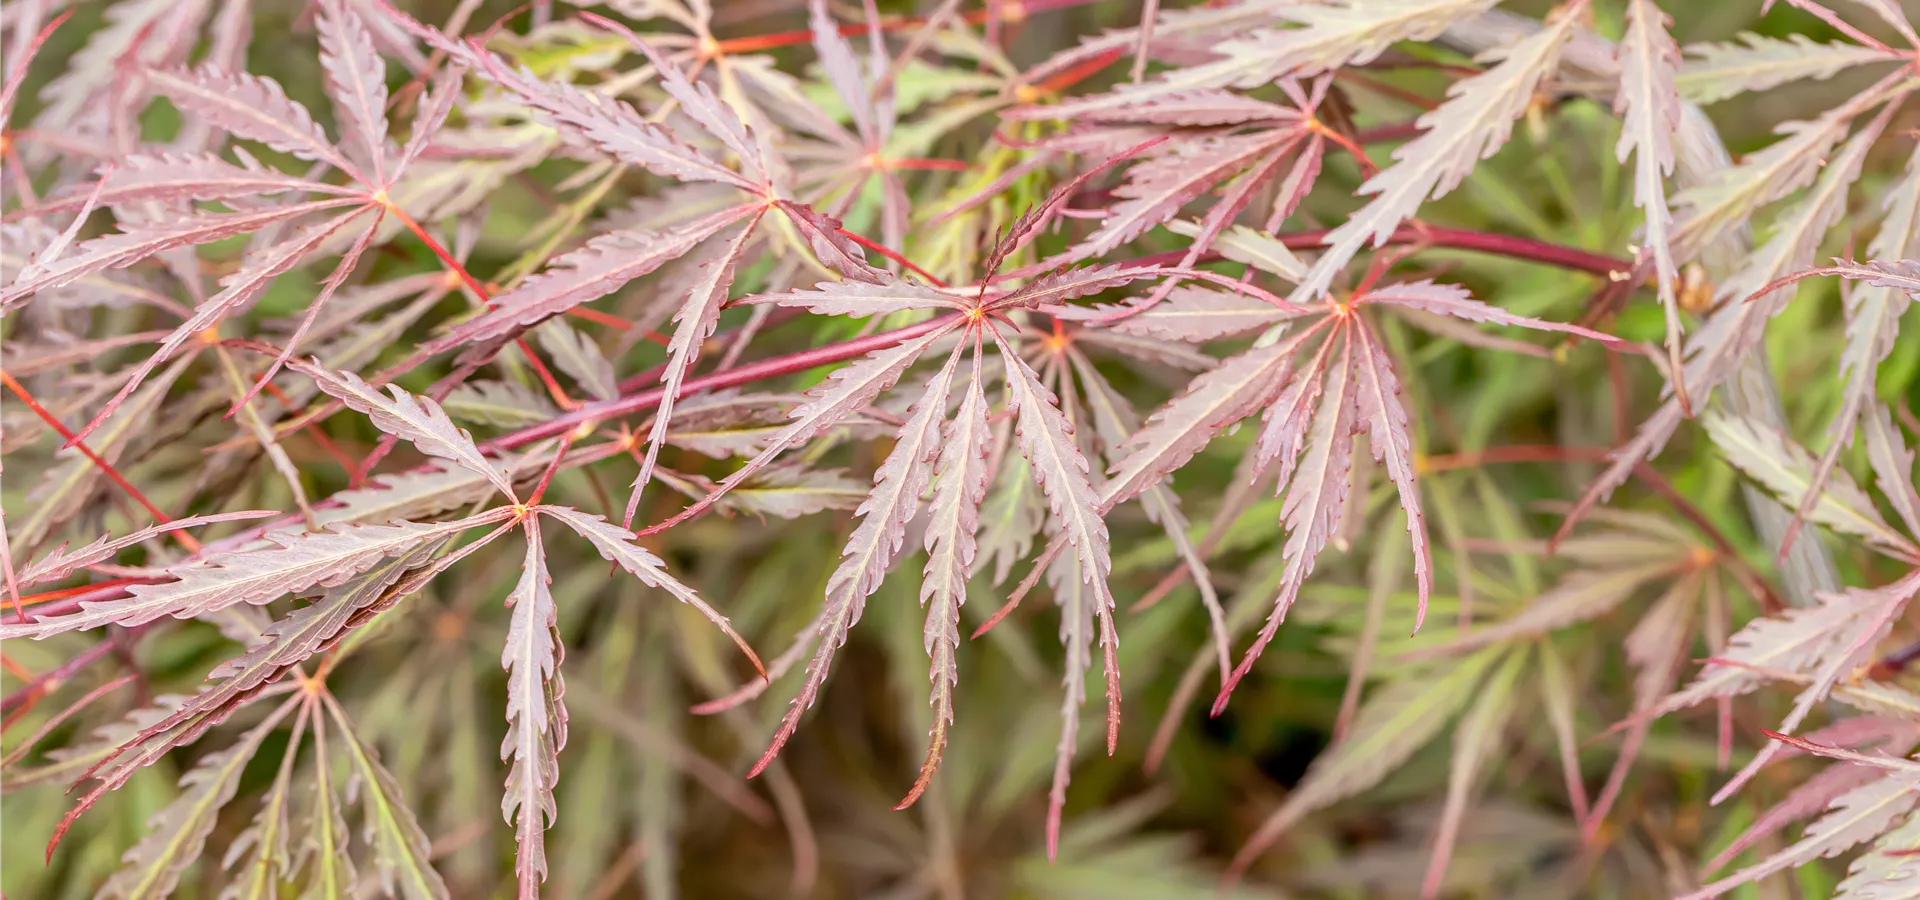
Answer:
62 208 368 445
461 41 754 190
1681 767 1920 900
900 351 992 810
1219 322 1358 709
747 345 962 777
34 151 344 212
502 517 563 898
1712 571 1920 804
3 512 505 639
1565 91 1905 535
0 197 358 309
997 337 1121 747
1794 141 1920 542
125 549 446 782
97 695 301 900
1290 11 1574 301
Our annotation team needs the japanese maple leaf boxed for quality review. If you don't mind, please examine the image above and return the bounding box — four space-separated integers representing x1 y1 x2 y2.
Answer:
1651 401 1920 817
2 0 468 446
4 359 763 900
1005 75 1337 270
1024 227 1620 713
391 9 894 529
634 172 1272 852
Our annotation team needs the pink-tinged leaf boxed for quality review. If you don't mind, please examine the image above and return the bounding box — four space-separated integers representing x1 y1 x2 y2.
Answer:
1671 68 1907 265
85 543 475 804
1358 279 1622 345
470 49 753 190
395 61 465 179
1715 573 1920 805
248 212 385 408
1255 332 1337 493
1710 762 1889 871
1219 324 1357 712
31 152 340 213
1051 285 1292 342
67 209 365 447
997 336 1121 759
1705 412 1911 553
1 514 503 639
537 506 764 679
899 349 991 810
502 517 563 898
1263 131 1326 232
1102 326 1316 509
1687 102 1895 406
748 347 962 778
1068 347 1232 692
1615 0 1689 409
425 206 753 353
1863 403 1920 540
293 359 519 499
1035 0 1497 118
1680 770 1920 900
743 277 965 318
642 323 956 532
583 12 768 185
1290 14 1574 302
92 695 301 900
1045 554 1097 861
627 215 765 524
1646 575 1920 739
1352 323 1430 628
808 0 876 146
774 200 887 283
316 0 391 184
993 264 1170 311
1678 33 1899 105
1057 88 1302 126
147 66 358 178
1070 131 1287 262
19 511 278 588
1 198 358 309
1801 142 1920 543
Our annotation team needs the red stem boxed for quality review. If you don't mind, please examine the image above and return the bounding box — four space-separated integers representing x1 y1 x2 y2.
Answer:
0 372 197 552
836 227 948 287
